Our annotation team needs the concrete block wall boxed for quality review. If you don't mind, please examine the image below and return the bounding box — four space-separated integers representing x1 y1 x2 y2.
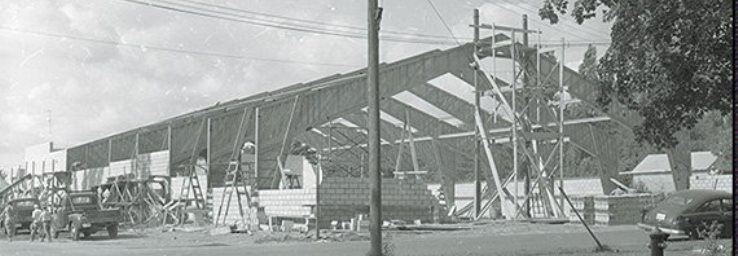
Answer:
134 151 170 178
592 193 665 225
259 189 316 217
170 175 209 200
71 151 169 191
319 177 437 228
109 159 134 178
211 187 258 226
73 166 109 190
690 174 731 192
567 196 595 225
256 177 438 228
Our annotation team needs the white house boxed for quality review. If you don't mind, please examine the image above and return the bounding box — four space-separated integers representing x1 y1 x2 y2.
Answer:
619 151 727 193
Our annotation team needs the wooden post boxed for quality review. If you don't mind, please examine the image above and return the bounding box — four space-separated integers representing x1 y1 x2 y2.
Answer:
472 8 482 218
405 109 420 174
522 13 531 218
273 96 301 188
167 125 172 176
512 31 519 219
206 117 211 183
254 107 260 189
134 132 140 178
394 119 406 174
559 37 565 207
315 157 321 239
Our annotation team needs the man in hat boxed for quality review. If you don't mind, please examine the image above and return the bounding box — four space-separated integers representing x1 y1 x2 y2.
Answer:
1 203 17 242
30 204 43 241
39 206 52 242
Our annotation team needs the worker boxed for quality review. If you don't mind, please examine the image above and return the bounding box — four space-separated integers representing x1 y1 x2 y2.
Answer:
1 203 17 242
39 206 52 242
102 188 111 204
30 204 43 241
39 188 50 206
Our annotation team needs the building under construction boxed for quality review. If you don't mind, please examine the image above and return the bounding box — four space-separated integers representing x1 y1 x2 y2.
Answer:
2 15 695 230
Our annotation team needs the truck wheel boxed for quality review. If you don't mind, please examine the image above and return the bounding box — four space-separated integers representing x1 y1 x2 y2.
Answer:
71 224 81 241
51 226 59 239
83 231 91 238
107 224 118 239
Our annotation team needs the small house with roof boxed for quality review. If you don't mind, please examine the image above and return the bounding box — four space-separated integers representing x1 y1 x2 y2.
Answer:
619 151 728 193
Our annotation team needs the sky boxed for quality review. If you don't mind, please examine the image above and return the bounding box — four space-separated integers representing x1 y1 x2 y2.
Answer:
0 0 613 170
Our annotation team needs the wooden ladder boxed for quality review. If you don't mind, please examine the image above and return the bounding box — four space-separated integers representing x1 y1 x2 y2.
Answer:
214 160 252 227
178 165 206 210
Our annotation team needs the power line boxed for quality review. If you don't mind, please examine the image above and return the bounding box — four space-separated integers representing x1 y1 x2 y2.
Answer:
119 0 614 48
0 26 360 67
117 0 464 46
425 0 461 45
173 0 469 41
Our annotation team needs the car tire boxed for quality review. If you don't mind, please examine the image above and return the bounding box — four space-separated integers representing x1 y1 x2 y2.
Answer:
107 224 118 239
71 224 81 241
83 231 91 238
688 228 700 240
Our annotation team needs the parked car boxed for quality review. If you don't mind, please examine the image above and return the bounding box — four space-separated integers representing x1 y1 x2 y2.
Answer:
50 192 122 240
638 189 732 239
1 197 41 235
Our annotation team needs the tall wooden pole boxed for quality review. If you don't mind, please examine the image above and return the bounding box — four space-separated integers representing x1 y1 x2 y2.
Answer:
367 0 382 254
472 8 482 218
511 30 519 219
254 108 260 190
559 37 565 207
521 14 531 218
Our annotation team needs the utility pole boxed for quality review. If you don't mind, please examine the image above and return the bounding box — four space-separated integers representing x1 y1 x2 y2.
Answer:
472 8 481 218
367 0 382 255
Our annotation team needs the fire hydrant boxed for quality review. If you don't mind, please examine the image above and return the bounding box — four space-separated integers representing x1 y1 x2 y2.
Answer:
648 229 670 256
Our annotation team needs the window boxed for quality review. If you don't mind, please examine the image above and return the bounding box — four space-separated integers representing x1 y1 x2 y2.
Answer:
697 200 722 212
665 196 692 206
721 199 732 211
71 196 93 205
13 200 36 207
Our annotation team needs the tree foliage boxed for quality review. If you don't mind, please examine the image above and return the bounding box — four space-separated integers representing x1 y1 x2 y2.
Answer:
539 0 732 149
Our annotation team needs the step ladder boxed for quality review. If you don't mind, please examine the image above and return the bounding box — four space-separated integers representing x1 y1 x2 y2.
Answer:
214 160 252 227
177 165 206 210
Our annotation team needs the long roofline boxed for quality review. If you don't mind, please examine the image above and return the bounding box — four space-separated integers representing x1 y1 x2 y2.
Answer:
66 35 509 149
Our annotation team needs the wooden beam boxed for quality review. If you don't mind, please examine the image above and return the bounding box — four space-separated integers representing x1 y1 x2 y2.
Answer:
405 109 420 173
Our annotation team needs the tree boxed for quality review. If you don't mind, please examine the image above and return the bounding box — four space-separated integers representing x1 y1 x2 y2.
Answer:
539 0 732 149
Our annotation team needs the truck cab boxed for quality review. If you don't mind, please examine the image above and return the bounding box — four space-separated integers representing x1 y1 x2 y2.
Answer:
1 198 40 235
51 192 122 240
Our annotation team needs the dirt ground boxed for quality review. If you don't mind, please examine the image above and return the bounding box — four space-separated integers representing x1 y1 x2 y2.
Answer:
0 222 730 256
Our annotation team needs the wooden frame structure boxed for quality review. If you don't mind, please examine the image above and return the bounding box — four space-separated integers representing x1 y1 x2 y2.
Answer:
61 11 671 222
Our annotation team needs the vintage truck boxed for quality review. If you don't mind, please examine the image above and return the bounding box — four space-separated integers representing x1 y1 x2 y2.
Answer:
51 191 122 240
1 197 40 235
